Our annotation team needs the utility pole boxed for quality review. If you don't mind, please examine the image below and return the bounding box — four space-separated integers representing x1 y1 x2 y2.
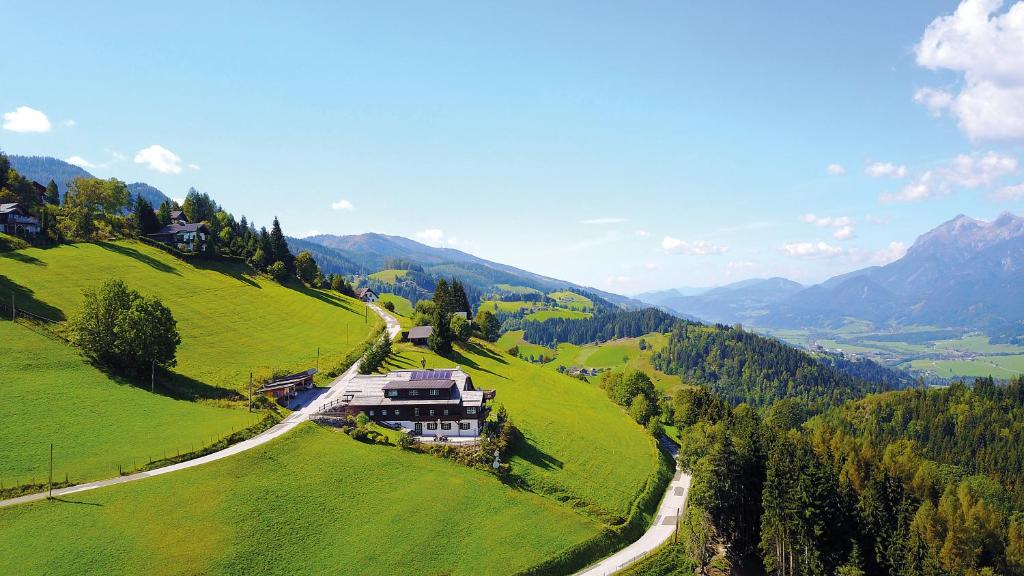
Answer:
11 294 14 321
48 443 53 498
248 371 253 413
674 507 680 544
317 347 320 373
151 360 155 393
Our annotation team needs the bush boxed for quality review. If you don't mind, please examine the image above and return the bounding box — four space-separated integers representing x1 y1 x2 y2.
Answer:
267 260 288 283
397 431 414 449
382 300 396 312
451 315 472 343
355 412 370 427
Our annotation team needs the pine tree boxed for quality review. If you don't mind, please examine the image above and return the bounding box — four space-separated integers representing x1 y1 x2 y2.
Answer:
269 217 292 269
428 308 453 356
433 279 451 313
157 201 172 227
45 179 60 205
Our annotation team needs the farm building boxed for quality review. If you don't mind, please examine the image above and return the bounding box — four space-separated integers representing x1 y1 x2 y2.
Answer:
355 287 379 302
407 325 433 346
334 368 495 438
146 222 211 253
256 368 317 400
0 203 40 237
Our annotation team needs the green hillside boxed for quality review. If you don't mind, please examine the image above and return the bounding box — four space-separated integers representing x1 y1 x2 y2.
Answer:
0 241 381 394
368 268 408 283
381 340 660 519
524 308 592 322
0 424 599 576
547 290 594 311
0 321 253 485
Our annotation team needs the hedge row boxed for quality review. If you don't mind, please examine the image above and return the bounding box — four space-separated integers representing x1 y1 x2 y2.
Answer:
513 444 676 576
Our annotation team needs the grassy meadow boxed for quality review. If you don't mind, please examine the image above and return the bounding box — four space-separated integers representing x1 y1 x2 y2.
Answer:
0 241 380 394
0 424 600 576
367 268 408 283
381 339 660 518
524 308 592 322
547 290 594 311
0 321 254 485
376 292 414 320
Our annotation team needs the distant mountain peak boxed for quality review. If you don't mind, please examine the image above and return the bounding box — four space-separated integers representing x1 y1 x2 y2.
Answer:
910 211 1024 257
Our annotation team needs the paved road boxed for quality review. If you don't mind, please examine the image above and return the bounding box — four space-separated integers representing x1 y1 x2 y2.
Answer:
574 444 693 576
0 302 400 509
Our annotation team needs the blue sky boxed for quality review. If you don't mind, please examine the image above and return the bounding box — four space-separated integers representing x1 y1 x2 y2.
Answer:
3 0 1024 293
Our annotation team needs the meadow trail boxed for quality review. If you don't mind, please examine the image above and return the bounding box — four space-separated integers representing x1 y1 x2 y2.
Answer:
0 303 401 509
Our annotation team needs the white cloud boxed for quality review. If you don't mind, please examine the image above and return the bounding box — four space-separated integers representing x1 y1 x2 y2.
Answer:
634 229 651 238
331 199 355 211
826 163 846 176
641 262 660 270
865 162 908 179
66 155 95 169
63 119 77 128
865 213 891 225
2 106 52 133
800 213 856 240
880 151 1017 202
581 217 627 225
869 241 908 265
782 241 844 258
915 0 1024 141
661 236 728 255
134 144 183 174
172 197 185 206
991 183 1024 200
187 163 201 171
415 228 458 247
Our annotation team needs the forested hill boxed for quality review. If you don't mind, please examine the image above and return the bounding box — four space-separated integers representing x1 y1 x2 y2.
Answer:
651 323 887 409
521 307 681 345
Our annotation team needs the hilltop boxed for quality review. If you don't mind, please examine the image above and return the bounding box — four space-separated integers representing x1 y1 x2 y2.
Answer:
7 155 171 207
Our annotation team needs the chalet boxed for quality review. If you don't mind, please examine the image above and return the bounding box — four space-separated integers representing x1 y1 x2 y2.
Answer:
0 203 40 237
256 368 317 401
355 287 379 302
338 368 495 438
407 325 433 346
170 210 189 226
146 222 210 253
30 181 47 204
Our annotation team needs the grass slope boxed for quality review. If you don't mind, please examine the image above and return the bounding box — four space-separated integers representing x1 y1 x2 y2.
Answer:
377 292 414 319
0 321 253 484
0 424 599 576
368 269 408 283
382 340 659 518
0 241 380 393
547 290 594 311
524 308 592 322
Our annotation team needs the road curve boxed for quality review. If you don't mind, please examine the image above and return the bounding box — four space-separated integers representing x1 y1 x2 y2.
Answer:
0 302 400 509
574 457 692 576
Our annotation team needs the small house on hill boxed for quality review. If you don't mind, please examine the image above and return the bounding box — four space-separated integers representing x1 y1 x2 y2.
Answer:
355 287 379 302
170 210 188 226
0 203 40 237
146 222 210 253
407 325 433 346
257 368 317 401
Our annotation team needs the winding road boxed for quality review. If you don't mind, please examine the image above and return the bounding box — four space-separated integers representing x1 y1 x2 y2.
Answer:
0 302 401 509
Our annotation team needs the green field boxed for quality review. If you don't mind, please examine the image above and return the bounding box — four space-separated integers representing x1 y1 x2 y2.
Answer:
481 300 544 314
547 290 594 311
0 424 600 575
496 330 554 359
0 321 254 485
550 333 679 392
376 292 414 319
524 308 592 322
494 283 542 295
368 269 408 283
382 340 659 518
0 242 380 393
906 355 1024 378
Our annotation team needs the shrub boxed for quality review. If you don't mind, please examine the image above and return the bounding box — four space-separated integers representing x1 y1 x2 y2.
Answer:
355 412 370 427
267 260 288 283
451 315 472 343
397 431 414 449
382 300 396 312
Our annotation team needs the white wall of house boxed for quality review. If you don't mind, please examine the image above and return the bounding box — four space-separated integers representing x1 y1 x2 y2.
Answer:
378 418 479 437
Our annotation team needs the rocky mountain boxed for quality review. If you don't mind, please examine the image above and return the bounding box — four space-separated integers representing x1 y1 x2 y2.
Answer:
7 155 171 208
291 232 644 309
766 212 1024 340
652 277 804 325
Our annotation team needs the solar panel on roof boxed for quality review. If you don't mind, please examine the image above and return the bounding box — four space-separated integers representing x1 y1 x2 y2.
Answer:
410 370 452 381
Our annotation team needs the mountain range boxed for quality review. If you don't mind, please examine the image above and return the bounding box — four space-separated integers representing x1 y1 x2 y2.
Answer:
638 212 1024 342
290 232 644 308
8 155 171 208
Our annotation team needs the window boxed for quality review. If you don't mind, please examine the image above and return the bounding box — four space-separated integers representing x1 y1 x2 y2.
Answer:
459 422 471 430
428 409 435 416
441 422 452 431
443 409 449 416
466 407 478 415
381 410 388 416
409 390 420 396
386 390 398 397
368 410 375 417
429 389 440 396
393 409 400 416
414 408 420 416
427 422 438 430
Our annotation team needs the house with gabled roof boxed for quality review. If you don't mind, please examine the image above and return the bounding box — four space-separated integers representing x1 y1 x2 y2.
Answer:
0 203 40 237
355 287 379 302
332 368 495 438
146 222 210 253
407 325 433 346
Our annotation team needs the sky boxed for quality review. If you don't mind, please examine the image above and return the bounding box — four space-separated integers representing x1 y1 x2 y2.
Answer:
3 0 1024 294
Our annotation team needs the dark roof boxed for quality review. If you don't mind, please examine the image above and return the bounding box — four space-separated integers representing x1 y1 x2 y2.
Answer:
170 210 186 220
31 181 46 193
382 379 455 390
355 287 375 297
408 325 433 340
410 370 452 380
270 368 316 384
0 203 26 214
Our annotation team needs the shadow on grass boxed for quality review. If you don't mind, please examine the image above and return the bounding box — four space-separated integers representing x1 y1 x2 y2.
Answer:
447 348 508 379
461 341 508 365
285 282 361 313
50 497 103 507
516 434 564 471
0 274 66 321
95 242 181 276
191 258 261 289
0 251 44 265
92 363 244 404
